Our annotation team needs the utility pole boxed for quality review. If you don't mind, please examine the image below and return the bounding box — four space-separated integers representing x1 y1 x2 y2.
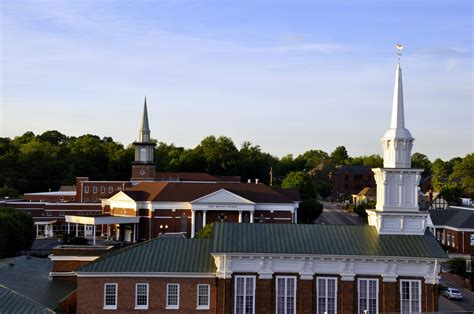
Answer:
269 167 273 186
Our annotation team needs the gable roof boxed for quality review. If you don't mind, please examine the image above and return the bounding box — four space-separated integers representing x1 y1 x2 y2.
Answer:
123 182 295 203
430 207 474 229
0 285 54 314
77 238 215 273
356 187 376 197
211 223 447 259
272 188 301 202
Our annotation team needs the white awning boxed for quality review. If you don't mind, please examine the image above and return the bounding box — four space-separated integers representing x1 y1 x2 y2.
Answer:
65 215 139 225
34 220 57 225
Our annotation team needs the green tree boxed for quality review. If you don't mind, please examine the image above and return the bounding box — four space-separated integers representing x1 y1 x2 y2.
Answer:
450 153 474 198
194 223 214 239
448 258 468 281
282 171 316 200
432 159 450 191
346 154 383 168
330 146 349 166
198 136 239 174
37 130 68 145
411 153 431 175
297 198 323 223
0 207 35 257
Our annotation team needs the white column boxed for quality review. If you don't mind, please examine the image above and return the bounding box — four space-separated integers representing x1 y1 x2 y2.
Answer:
238 211 242 223
67 223 70 235
107 224 110 240
75 223 79 237
203 211 207 227
191 210 196 238
93 224 96 246
250 211 254 223
133 224 137 243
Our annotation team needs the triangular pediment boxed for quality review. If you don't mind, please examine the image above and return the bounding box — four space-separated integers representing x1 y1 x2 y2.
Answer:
191 189 255 204
109 191 136 203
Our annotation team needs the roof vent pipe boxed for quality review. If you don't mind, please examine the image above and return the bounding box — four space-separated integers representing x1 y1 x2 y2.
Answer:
247 179 251 183
255 179 259 184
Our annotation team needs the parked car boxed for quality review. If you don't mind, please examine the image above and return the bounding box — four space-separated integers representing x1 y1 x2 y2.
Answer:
443 287 463 300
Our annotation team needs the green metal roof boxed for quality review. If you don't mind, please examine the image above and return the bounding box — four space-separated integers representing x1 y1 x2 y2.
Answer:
78 238 215 273
211 223 448 259
0 285 54 314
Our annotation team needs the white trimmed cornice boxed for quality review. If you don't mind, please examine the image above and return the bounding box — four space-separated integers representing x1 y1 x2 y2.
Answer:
212 254 443 283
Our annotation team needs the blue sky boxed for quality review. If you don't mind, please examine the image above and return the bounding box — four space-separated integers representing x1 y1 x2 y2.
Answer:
1 0 472 160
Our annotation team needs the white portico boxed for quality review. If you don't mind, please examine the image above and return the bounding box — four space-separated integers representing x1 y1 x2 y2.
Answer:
190 189 256 237
367 46 428 235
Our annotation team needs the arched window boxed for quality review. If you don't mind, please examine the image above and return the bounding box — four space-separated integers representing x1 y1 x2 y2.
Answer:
140 148 147 161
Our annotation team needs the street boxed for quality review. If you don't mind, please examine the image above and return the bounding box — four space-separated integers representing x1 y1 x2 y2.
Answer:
315 201 363 225
439 273 474 313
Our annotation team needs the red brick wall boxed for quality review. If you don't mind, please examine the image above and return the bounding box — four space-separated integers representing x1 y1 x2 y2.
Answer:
59 289 77 314
461 231 474 255
53 260 92 272
77 277 217 313
76 275 438 314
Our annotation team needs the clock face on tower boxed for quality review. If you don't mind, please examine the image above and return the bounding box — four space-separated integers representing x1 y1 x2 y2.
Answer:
139 169 146 176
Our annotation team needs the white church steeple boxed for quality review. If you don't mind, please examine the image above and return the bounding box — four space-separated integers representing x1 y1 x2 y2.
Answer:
381 46 414 169
367 45 427 235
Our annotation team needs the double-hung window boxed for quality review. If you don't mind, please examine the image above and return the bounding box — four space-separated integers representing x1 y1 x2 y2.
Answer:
358 278 378 314
103 283 117 310
317 277 337 314
135 283 149 310
400 280 420 313
234 275 255 314
276 276 296 314
166 283 180 309
196 284 210 310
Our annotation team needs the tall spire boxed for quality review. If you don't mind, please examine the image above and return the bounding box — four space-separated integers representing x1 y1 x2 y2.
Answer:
390 63 405 129
381 45 413 168
139 97 151 143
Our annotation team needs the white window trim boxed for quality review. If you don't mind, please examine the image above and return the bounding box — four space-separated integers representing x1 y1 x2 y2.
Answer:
316 276 338 314
275 276 297 314
234 275 256 314
196 284 210 310
103 283 118 310
109 186 114 193
400 279 421 314
135 283 149 310
84 186 89 193
166 283 180 309
101 186 106 194
93 186 97 193
357 278 379 314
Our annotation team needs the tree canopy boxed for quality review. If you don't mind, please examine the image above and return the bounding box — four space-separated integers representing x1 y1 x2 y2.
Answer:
0 207 35 257
0 131 470 204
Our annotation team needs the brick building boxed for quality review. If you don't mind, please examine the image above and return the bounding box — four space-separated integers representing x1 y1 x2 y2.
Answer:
428 206 474 255
75 223 446 313
330 165 376 200
3 99 299 239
